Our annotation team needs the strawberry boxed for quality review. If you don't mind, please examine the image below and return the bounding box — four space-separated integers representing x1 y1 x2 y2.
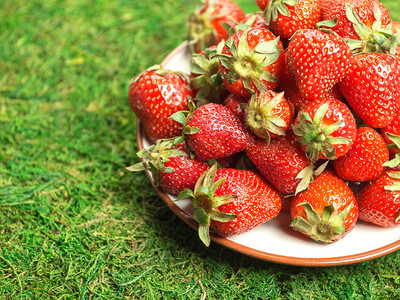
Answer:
127 139 209 196
257 0 322 40
224 93 247 120
320 0 390 40
217 27 286 98
338 53 400 128
180 102 254 161
190 46 229 104
356 170 400 227
380 115 400 170
179 164 281 246
381 113 400 162
244 90 293 141
392 21 400 34
245 132 315 195
333 126 389 182
188 0 245 53
128 65 194 142
241 12 268 29
290 169 359 243
292 97 357 161
286 29 353 101
277 66 344 114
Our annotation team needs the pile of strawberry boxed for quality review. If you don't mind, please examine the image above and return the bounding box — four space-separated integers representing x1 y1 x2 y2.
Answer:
128 0 400 247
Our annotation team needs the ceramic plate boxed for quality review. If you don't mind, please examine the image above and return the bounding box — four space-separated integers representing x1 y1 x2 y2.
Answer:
136 41 400 267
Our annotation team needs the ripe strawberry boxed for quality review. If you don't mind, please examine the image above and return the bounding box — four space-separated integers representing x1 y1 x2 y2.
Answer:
182 102 254 160
286 29 353 101
392 20 400 34
128 65 194 142
292 97 357 161
256 0 322 40
277 67 344 114
242 12 268 29
244 90 293 141
224 93 247 120
380 115 400 170
356 170 400 227
290 169 359 243
188 0 245 53
320 0 390 40
245 132 314 195
381 113 400 159
333 127 389 182
127 139 209 196
338 53 400 128
179 164 281 246
218 27 285 99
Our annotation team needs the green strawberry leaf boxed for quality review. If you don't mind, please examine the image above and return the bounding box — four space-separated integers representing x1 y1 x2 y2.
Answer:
126 163 147 172
210 209 237 222
198 223 211 247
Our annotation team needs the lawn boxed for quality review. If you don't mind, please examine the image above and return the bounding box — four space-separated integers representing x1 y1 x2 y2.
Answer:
1 0 400 299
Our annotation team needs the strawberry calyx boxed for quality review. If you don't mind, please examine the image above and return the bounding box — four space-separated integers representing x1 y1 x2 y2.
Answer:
221 14 259 39
190 46 225 103
126 138 188 185
263 0 298 25
217 29 282 95
178 164 237 246
383 132 400 169
323 4 400 55
244 91 287 142
290 202 353 243
295 160 329 195
292 102 351 161
170 100 201 137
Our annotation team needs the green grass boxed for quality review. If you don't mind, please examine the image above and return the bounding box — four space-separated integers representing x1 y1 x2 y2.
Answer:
1 0 400 299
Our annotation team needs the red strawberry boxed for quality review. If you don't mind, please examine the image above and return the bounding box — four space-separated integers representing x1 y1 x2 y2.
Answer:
127 139 209 196
218 27 286 98
392 20 400 34
188 0 245 53
320 0 390 40
292 97 357 161
179 164 281 246
277 66 344 114
381 113 400 158
333 126 389 182
183 102 254 160
338 53 400 128
128 65 194 142
286 29 353 101
290 169 359 243
224 93 247 120
257 0 322 40
380 114 400 170
356 170 400 227
241 12 268 29
245 132 314 195
244 90 293 141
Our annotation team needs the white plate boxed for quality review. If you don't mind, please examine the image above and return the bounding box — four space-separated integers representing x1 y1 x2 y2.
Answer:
136 41 400 266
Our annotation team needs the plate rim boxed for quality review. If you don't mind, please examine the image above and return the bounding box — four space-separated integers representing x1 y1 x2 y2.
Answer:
135 41 400 267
